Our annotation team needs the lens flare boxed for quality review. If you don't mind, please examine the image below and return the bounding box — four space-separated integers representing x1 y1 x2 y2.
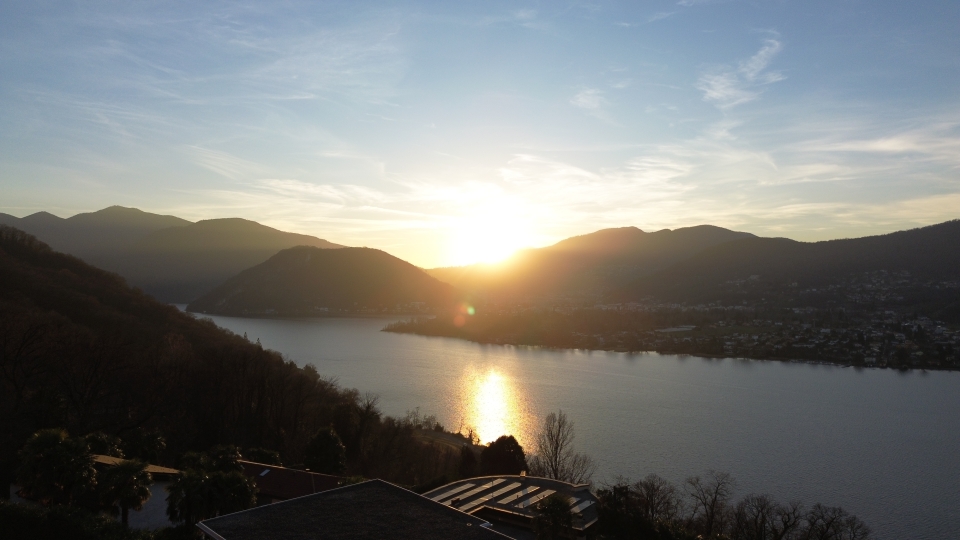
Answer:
452 303 476 327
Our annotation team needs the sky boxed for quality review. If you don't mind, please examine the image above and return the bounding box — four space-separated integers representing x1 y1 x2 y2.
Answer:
1 1 959 267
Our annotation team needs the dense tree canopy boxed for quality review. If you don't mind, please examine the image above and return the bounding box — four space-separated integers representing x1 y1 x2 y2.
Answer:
15 429 96 507
0 226 462 490
304 427 347 474
480 435 527 476
98 460 153 526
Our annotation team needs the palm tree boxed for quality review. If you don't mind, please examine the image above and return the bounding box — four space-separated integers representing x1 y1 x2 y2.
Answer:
166 470 211 526
166 470 257 526
16 429 97 507
99 459 154 526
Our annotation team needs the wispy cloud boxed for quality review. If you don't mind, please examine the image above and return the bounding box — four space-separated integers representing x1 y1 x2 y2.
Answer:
697 38 785 109
649 12 676 22
188 146 266 180
570 88 606 110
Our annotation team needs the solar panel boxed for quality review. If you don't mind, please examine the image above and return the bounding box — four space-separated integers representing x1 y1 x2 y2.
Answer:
570 499 595 513
429 482 476 503
457 482 522 513
444 478 507 507
515 489 556 509
497 485 540 505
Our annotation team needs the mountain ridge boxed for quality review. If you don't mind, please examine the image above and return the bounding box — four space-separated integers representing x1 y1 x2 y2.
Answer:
0 206 346 303
188 246 459 316
620 219 960 302
427 224 755 302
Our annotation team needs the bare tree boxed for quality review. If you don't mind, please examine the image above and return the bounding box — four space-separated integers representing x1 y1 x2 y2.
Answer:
730 494 804 540
527 410 596 484
686 470 735 538
635 473 683 523
799 503 871 540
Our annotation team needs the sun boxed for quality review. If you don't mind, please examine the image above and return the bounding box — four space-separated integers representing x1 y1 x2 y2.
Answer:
447 209 534 266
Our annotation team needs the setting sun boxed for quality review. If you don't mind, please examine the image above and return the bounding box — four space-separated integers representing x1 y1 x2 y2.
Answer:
446 202 536 266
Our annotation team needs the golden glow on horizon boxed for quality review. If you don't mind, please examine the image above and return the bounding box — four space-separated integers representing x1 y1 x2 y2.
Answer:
446 201 535 266
459 367 531 446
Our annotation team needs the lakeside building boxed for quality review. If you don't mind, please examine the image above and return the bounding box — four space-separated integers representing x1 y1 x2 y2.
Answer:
197 479 510 540
238 460 343 505
198 475 599 540
424 475 599 539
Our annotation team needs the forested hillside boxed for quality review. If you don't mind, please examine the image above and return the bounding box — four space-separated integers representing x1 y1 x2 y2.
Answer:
0 207 345 303
0 226 458 492
0 206 190 257
188 246 459 316
428 225 753 302
621 220 960 302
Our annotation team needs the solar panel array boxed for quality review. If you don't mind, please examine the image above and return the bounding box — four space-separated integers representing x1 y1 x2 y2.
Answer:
427 479 595 517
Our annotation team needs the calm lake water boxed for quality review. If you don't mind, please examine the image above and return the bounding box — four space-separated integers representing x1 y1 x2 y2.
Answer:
190 312 960 540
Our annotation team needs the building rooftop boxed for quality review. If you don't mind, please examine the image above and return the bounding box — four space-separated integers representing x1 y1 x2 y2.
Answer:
92 454 179 476
239 460 342 502
197 479 510 540
423 475 599 533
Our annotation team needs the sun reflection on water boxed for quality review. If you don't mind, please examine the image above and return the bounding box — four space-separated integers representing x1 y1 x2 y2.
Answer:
459 367 532 446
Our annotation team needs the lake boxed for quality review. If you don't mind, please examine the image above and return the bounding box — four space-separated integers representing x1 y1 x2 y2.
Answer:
189 312 960 540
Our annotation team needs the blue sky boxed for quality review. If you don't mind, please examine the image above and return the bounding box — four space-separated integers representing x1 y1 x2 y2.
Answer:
1 1 958 266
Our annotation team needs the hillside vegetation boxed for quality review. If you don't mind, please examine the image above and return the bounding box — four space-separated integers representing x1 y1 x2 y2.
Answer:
621 220 960 302
106 218 343 303
428 225 753 302
0 225 461 492
188 246 459 316
0 206 344 303
0 206 189 257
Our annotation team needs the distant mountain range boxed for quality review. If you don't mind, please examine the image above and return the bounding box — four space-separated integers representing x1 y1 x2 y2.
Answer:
427 225 754 302
0 206 190 256
187 246 459 316
4 205 958 314
621 219 960 302
0 206 344 302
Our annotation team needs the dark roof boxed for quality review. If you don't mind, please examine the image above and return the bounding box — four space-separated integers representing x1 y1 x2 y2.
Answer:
92 454 180 477
239 460 341 500
198 479 511 540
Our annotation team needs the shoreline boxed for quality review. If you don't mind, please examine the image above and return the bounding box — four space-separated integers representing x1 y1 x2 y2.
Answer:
382 327 958 373
176 305 419 320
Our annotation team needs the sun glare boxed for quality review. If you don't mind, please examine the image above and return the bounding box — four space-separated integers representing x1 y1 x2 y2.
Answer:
446 202 535 266
458 367 531 445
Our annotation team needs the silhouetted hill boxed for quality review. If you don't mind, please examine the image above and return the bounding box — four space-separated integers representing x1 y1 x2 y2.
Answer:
0 225 461 489
0 224 296 482
0 207 346 303
0 206 190 256
428 225 753 302
105 218 346 303
622 220 960 301
188 246 459 316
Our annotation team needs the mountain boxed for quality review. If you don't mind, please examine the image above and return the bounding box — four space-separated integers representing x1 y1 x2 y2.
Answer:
103 218 345 303
0 206 190 256
0 223 287 479
187 246 459 316
428 225 754 303
0 225 411 488
621 219 960 301
0 206 346 303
